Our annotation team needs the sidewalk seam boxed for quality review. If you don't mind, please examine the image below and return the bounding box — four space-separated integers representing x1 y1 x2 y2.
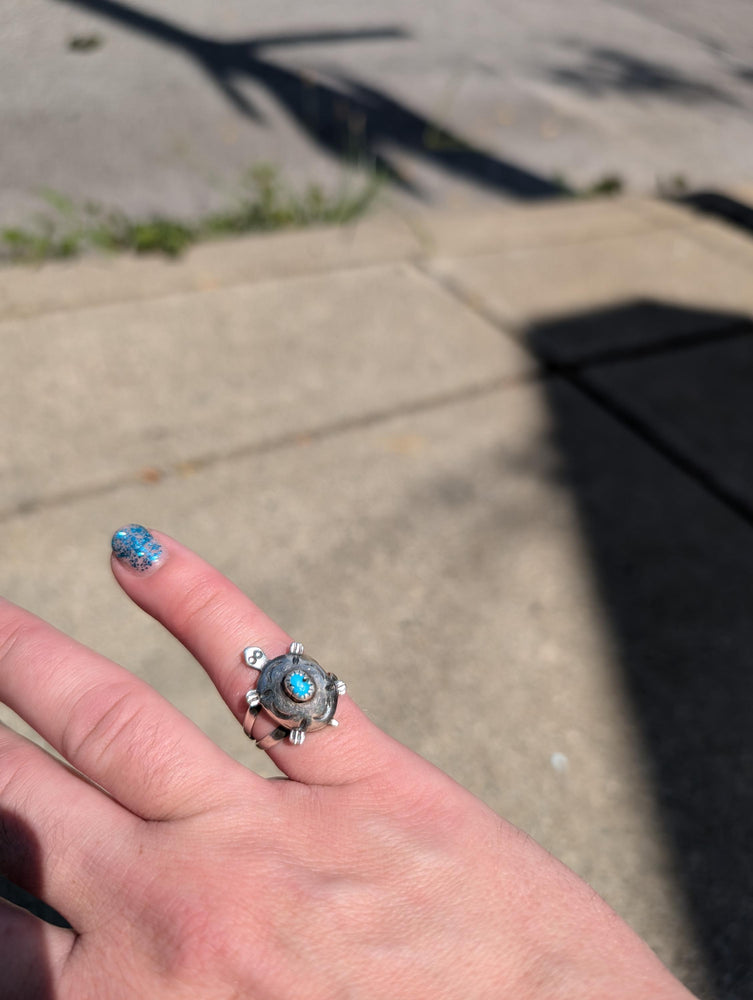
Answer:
0 254 424 327
0 371 541 524
411 258 522 348
0 197 705 324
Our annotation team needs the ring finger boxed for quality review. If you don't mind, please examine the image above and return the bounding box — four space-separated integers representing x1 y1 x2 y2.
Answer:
110 526 406 786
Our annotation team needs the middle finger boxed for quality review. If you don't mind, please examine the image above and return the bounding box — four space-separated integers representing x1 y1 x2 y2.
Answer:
0 598 266 820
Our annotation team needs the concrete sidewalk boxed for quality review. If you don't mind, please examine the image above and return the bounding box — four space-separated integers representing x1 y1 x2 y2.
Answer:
3 191 753 997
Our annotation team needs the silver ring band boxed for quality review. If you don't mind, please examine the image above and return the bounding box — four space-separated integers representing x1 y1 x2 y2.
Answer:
254 726 290 750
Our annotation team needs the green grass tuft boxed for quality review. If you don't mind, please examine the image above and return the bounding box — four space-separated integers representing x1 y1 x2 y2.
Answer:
549 171 625 198
1 165 381 266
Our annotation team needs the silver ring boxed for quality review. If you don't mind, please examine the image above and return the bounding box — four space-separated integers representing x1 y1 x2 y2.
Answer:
242 641 346 748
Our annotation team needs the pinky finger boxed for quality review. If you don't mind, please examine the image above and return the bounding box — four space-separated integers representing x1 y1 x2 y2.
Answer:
0 899 74 999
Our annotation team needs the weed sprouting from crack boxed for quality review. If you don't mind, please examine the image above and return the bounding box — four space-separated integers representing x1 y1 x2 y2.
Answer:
1 165 381 266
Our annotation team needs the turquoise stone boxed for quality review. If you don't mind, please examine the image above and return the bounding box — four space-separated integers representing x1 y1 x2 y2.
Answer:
286 670 313 701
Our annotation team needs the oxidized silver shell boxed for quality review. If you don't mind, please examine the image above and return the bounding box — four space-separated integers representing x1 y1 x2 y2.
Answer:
256 652 340 734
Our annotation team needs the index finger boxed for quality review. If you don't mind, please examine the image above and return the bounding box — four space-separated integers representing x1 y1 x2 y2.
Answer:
110 526 407 786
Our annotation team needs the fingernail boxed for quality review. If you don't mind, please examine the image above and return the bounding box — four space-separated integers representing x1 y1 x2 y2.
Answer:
111 524 165 573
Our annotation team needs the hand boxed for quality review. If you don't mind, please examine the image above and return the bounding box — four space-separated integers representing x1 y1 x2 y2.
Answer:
0 526 694 999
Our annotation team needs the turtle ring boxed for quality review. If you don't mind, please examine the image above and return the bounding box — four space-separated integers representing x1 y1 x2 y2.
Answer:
242 641 347 749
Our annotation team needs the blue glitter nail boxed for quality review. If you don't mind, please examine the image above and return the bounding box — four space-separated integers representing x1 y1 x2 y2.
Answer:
111 524 163 572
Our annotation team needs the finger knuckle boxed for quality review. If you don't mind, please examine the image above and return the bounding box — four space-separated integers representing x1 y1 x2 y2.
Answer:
59 681 149 773
0 617 48 673
172 575 232 635
0 741 39 808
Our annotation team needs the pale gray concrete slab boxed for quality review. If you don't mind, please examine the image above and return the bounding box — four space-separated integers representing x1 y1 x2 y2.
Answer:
0 259 532 517
631 195 753 268
727 183 753 204
401 194 692 258
428 224 753 364
684 216 753 271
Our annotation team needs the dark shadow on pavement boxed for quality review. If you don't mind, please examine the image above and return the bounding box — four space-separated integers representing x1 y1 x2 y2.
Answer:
53 0 565 200
550 42 739 106
527 300 753 999
527 298 753 369
680 191 753 241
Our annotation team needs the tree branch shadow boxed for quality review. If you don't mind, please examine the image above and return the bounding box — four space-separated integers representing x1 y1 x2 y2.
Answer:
549 42 739 106
53 0 565 200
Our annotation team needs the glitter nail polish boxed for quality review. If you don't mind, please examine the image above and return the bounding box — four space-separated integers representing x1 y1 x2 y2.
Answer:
111 524 164 572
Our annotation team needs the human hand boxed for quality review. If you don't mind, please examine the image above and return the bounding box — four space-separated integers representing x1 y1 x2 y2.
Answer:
0 526 694 999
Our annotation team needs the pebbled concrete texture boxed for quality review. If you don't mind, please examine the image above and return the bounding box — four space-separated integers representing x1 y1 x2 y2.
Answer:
427 223 753 364
4 193 753 996
0 259 531 516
